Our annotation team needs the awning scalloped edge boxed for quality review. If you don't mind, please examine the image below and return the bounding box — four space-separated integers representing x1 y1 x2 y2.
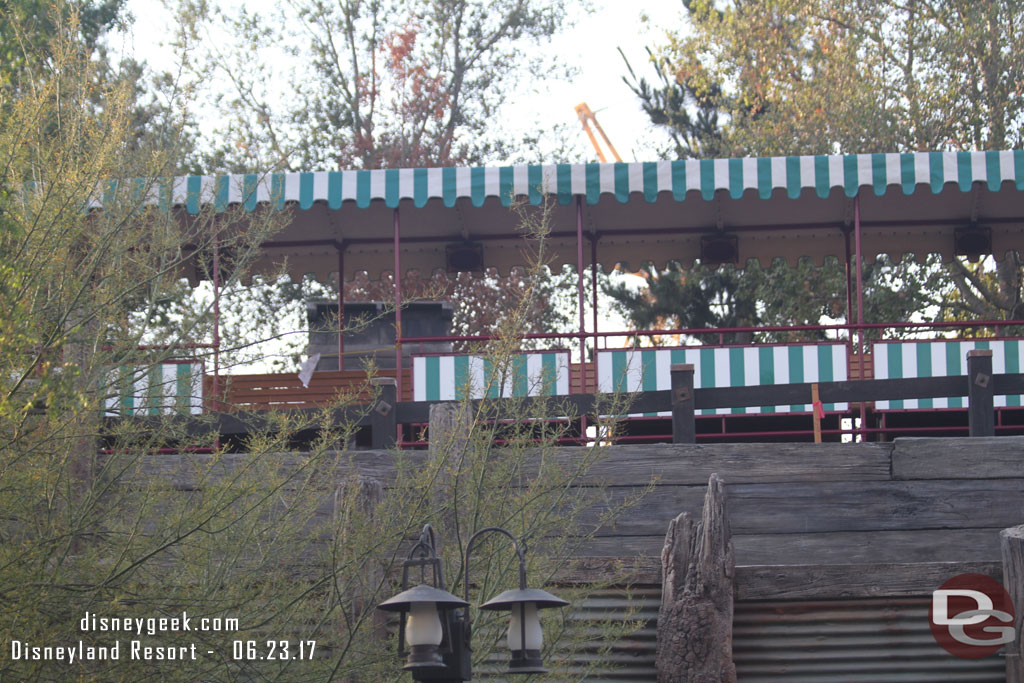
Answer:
90 150 1024 214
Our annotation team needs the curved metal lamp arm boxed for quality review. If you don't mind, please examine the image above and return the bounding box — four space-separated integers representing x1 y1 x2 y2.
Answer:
404 523 446 589
462 527 528 623
407 523 439 559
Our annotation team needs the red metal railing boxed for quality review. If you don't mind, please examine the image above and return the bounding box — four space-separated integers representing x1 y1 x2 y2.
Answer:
194 318 1024 444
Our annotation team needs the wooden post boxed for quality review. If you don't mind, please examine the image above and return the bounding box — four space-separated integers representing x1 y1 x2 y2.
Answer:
811 382 822 443
427 402 472 535
967 349 995 437
428 402 472 464
370 377 397 449
657 473 736 683
1002 524 1024 683
671 364 696 444
336 477 384 618
335 477 386 681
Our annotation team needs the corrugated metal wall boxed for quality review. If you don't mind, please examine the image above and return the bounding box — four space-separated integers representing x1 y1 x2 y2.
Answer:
541 589 1006 682
734 598 1004 682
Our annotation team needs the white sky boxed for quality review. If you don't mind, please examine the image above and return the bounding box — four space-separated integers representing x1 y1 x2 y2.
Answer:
116 0 670 367
119 0 685 164
529 1 685 161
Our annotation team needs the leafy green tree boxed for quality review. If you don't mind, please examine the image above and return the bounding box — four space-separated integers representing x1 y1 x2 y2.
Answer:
614 0 1024 339
605 256 934 344
148 0 582 369
1 12 642 680
644 0 1024 156
182 0 574 172
0 0 125 92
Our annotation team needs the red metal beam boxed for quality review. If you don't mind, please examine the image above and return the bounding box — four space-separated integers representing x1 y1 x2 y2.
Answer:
337 246 345 365
394 208 403 406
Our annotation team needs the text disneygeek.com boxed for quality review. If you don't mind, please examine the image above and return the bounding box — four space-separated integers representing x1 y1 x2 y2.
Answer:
7 612 316 663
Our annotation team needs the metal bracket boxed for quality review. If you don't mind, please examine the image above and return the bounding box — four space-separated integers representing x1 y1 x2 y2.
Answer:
974 373 991 388
375 400 393 416
674 386 692 403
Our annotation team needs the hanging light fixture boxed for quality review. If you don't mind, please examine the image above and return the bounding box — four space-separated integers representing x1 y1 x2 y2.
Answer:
377 524 569 680
480 586 569 674
376 527 469 671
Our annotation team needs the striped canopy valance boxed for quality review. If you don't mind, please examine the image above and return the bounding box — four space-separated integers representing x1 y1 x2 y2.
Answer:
106 151 1024 213
85 150 1024 284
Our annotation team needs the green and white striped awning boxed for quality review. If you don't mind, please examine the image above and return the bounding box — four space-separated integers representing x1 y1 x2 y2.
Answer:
156 151 1024 211
146 151 1024 283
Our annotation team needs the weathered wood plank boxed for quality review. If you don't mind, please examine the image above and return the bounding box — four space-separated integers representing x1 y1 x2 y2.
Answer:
733 528 1005 565
556 559 1004 601
580 479 1024 536
735 561 1004 601
892 436 1024 480
558 442 893 486
128 441 895 490
101 450 417 490
575 528 1004 565
554 555 662 584
727 479 1024 534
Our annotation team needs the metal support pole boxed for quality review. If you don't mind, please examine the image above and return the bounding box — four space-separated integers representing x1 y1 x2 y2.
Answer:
854 195 865 440
854 195 864 371
394 209 403 411
843 227 854 344
591 235 599 353
576 198 588 442
212 236 221 411
967 349 995 437
576 197 586 382
337 246 345 370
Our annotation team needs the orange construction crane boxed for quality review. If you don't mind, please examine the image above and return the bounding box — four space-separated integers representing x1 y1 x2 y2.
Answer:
574 102 622 162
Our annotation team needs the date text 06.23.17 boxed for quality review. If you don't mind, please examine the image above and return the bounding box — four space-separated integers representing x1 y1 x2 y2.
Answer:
232 640 316 661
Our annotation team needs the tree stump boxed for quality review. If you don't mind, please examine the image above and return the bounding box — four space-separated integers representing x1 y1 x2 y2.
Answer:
656 473 736 683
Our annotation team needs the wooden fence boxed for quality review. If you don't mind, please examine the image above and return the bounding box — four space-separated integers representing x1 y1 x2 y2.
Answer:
349 348 1020 448
132 435 1023 680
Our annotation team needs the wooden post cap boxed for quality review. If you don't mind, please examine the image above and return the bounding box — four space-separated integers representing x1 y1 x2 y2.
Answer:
967 349 994 358
370 377 397 386
671 364 695 372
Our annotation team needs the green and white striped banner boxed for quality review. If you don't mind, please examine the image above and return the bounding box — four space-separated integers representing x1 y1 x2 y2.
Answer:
99 151 1024 213
413 352 570 401
597 345 849 416
105 362 204 416
873 340 1024 409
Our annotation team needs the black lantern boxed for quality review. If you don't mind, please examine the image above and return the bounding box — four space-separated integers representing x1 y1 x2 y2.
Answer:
480 587 569 674
376 527 469 671
378 524 569 681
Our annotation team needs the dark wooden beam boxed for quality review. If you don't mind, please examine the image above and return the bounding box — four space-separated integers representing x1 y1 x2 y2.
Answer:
1003 524 1024 683
369 377 397 449
671 364 695 444
968 350 995 437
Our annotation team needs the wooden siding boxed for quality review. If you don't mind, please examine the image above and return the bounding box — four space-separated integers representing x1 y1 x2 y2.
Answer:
213 368 413 409
570 361 597 394
119 438 1020 680
136 437 1021 597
